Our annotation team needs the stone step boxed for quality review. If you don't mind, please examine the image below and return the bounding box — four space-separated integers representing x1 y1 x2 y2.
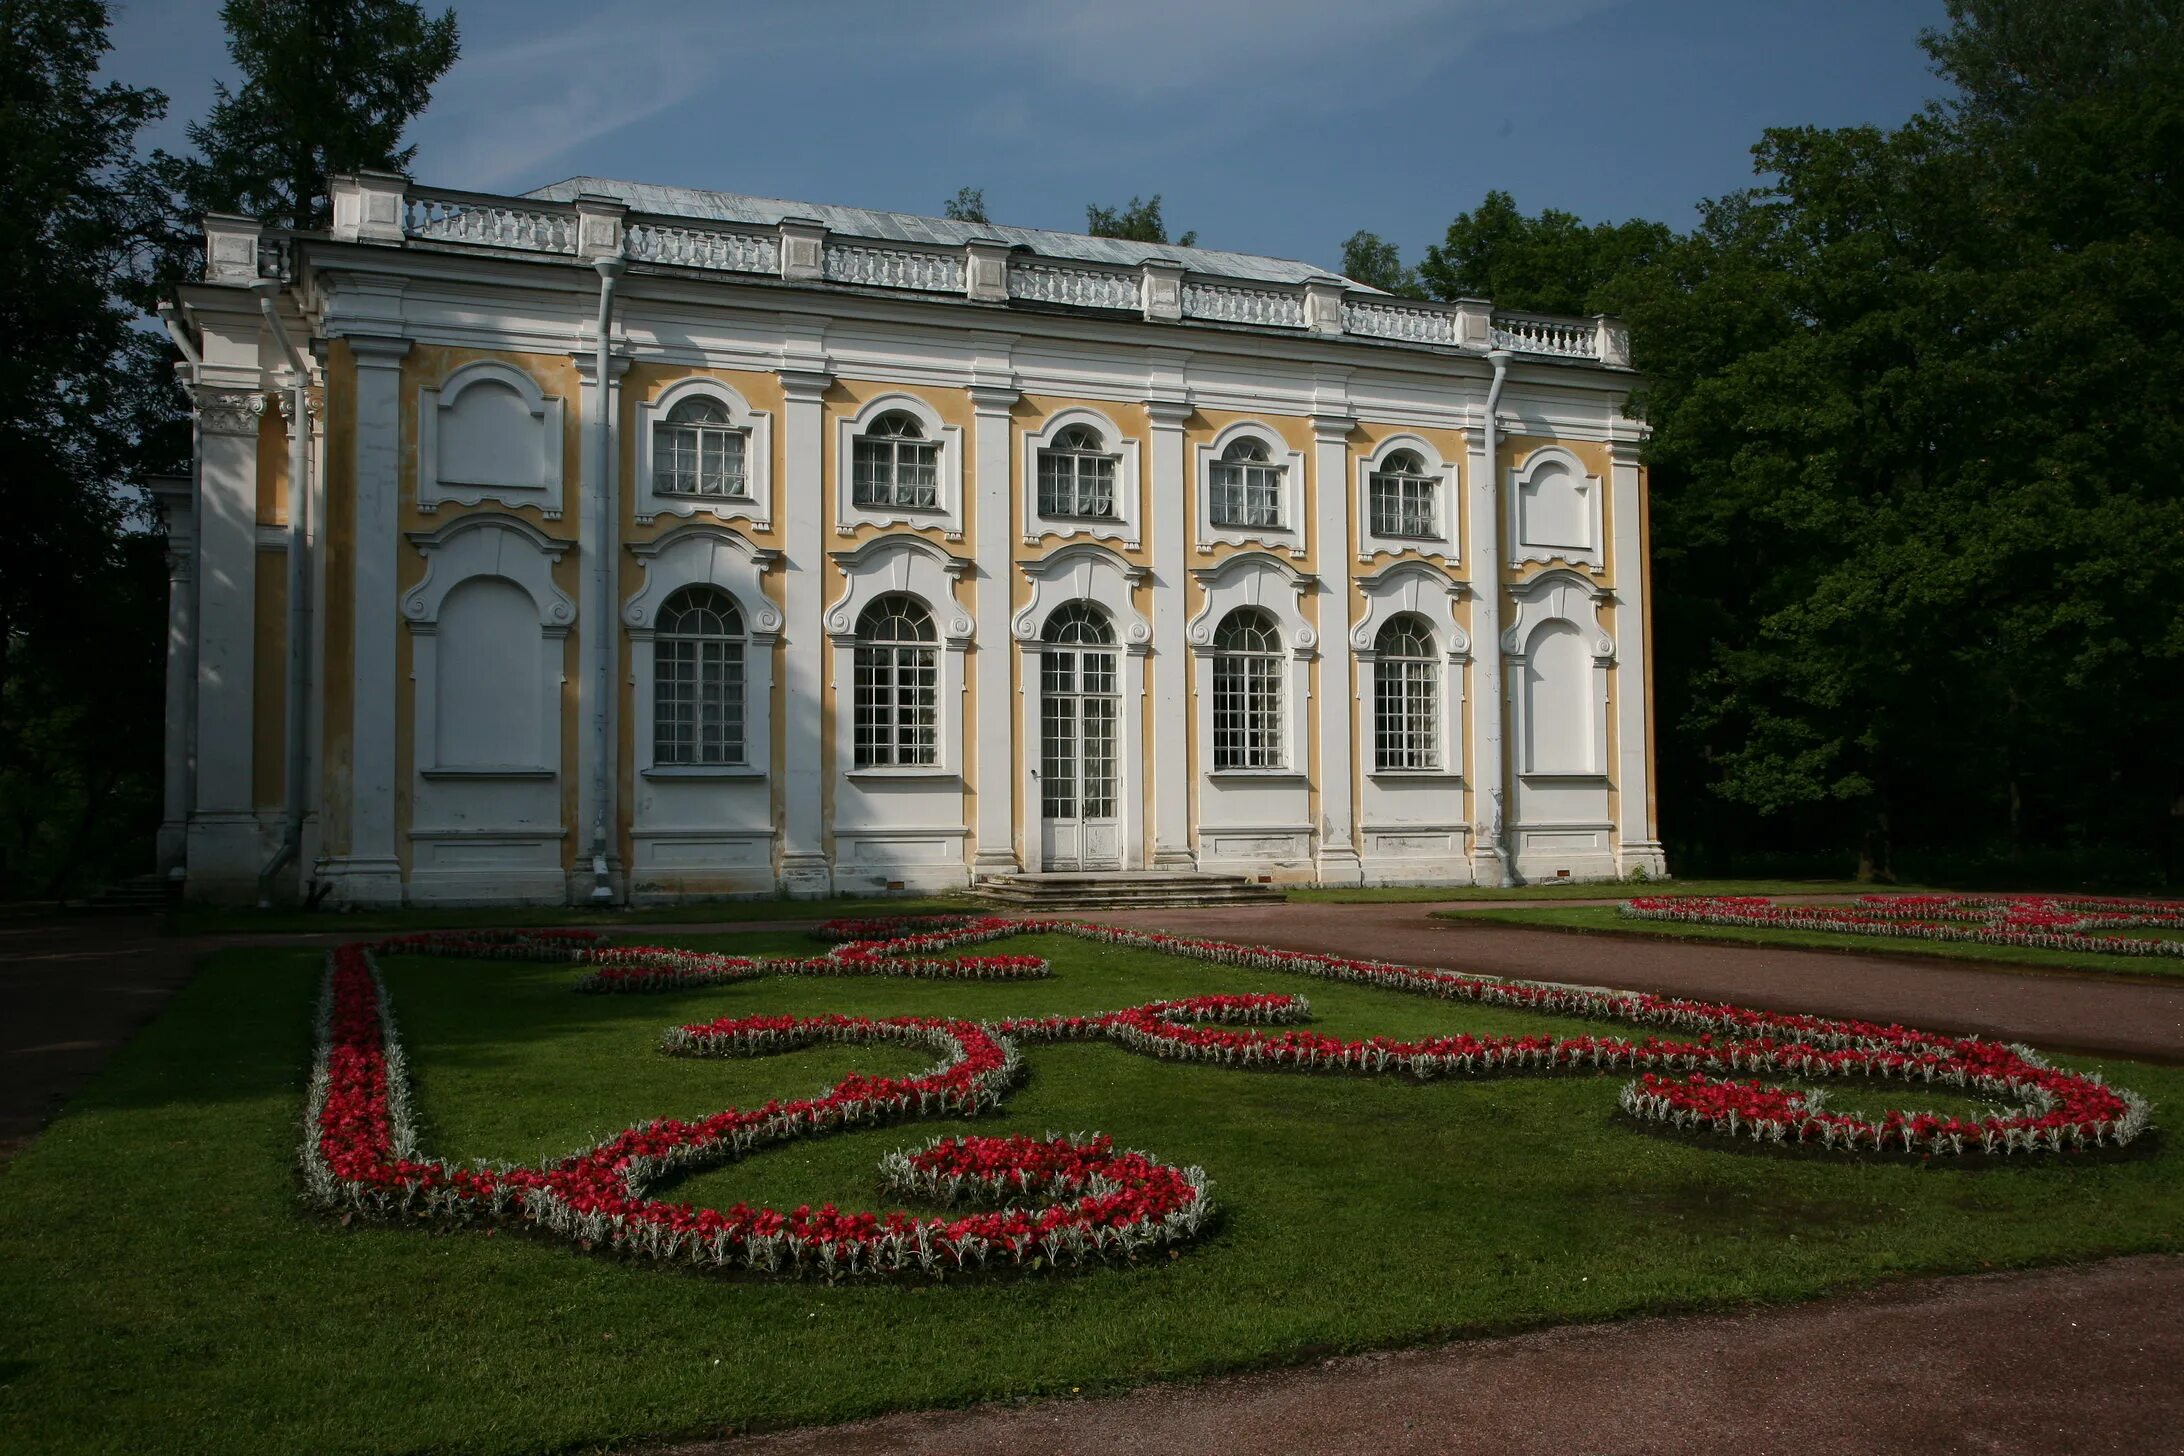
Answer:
971 870 1284 911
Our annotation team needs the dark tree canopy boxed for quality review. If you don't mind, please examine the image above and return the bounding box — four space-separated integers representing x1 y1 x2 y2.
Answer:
1417 190 1674 315
941 186 990 225
1086 194 1196 248
168 0 458 232
1339 230 1425 297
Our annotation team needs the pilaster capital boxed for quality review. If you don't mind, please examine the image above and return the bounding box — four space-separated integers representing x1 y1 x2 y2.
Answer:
1143 397 1193 428
1307 412 1356 444
196 386 267 437
343 334 413 369
1606 436 1645 467
967 382 1020 415
778 367 834 403
571 352 633 385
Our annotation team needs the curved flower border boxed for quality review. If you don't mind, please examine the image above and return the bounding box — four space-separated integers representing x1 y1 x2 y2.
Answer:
1621 893 2184 959
306 917 2153 1282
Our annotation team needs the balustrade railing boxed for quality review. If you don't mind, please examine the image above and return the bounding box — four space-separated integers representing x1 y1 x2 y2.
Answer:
1181 281 1306 328
624 221 777 275
823 242 965 292
1343 298 1461 346
1007 260 1141 311
403 193 577 254
1491 314 1599 359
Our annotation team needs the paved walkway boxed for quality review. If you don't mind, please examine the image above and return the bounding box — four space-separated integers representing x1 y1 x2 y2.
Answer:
664 1254 2184 1456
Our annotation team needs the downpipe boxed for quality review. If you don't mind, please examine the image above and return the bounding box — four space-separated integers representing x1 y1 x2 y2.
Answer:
588 256 625 903
253 281 314 905
1478 348 1513 885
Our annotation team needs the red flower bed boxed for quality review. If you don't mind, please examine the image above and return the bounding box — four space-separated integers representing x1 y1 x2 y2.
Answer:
304 914 2152 1280
1621 892 2184 959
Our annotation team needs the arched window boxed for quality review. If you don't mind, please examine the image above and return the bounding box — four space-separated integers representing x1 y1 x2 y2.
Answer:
1211 607 1283 770
1041 600 1115 645
653 396 749 499
1209 437 1284 527
851 411 939 510
1369 450 1436 540
653 586 747 766
853 594 938 767
1037 424 1118 520
1373 614 1439 771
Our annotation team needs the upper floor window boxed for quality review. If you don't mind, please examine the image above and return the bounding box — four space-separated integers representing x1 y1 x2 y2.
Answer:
1211 607 1284 770
653 397 749 499
853 594 938 768
1373 614 1439 771
1037 425 1118 520
653 586 747 766
1368 450 1436 540
1209 438 1284 528
852 411 939 511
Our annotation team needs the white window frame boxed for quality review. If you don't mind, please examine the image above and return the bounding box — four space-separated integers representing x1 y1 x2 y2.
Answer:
1351 560 1469 782
417 360 565 519
834 393 965 538
1192 420 1306 557
1186 550 1316 779
823 534 973 779
623 524 783 780
1021 408 1142 549
1508 444 1604 570
1501 567 1615 778
634 377 773 530
1356 434 1459 563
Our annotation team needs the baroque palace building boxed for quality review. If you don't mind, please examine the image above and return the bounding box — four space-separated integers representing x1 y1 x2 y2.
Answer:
156 171 1666 906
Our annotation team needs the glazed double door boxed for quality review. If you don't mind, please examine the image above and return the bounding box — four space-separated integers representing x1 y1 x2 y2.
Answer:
1038 645 1121 870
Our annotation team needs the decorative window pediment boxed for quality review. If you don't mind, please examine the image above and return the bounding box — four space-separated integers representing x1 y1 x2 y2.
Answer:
1021 409 1142 549
1509 445 1603 569
417 361 566 519
624 524 781 780
833 393 964 538
1352 560 1470 780
1193 421 1305 557
1011 542 1151 653
635 377 773 529
825 534 972 779
1357 434 1459 563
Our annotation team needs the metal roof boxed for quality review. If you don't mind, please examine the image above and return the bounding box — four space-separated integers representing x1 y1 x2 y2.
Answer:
525 177 1363 289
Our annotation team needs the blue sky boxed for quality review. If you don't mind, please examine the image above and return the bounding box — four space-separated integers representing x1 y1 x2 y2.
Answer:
106 0 1953 272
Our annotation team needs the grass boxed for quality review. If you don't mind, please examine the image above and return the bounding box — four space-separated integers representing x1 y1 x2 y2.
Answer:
1284 878 1936 904
3 927 2180 1455
1438 905 2184 981
170 893 978 937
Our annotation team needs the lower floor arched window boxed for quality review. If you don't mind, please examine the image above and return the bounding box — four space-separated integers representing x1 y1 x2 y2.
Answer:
1211 607 1283 770
1373 614 1439 770
853 594 938 767
653 586 747 766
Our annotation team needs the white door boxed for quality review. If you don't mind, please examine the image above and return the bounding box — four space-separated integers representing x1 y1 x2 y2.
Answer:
1038 605 1122 870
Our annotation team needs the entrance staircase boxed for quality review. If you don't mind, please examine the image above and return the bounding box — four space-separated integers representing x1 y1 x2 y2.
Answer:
66 872 183 916
971 870 1284 912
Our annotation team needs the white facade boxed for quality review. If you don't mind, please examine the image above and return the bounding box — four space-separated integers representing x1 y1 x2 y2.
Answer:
159 172 1666 905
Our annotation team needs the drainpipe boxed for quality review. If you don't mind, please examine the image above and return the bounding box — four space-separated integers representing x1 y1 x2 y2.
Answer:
588 256 625 902
1476 348 1513 885
157 302 202 368
252 280 314 904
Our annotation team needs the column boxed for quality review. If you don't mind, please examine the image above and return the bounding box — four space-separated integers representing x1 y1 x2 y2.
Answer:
1145 398 1195 867
320 335 409 904
1310 413 1361 884
183 387 264 896
969 384 1021 877
572 348 629 903
150 475 197 876
1608 440 1666 876
777 368 833 895
1466 429 1509 887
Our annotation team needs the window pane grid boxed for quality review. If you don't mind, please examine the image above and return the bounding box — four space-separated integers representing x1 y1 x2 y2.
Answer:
853 594 938 768
1038 449 1117 519
652 588 746 766
1209 462 1283 527
852 413 940 510
1369 468 1436 538
654 422 749 498
1375 657 1439 770
1041 642 1120 820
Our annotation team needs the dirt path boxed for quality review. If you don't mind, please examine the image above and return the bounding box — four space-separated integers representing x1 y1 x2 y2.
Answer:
659 1254 2184 1456
1078 904 2184 1063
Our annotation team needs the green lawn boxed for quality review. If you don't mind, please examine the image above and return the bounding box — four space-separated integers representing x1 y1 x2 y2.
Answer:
3 926 2178 1455
1285 878 1936 904
1439 904 2184 980
170 892 978 937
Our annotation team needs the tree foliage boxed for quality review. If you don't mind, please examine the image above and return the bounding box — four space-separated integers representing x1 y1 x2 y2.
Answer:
941 186 990 225
1086 194 1196 247
1339 230 1425 297
165 0 457 232
1418 189 1675 314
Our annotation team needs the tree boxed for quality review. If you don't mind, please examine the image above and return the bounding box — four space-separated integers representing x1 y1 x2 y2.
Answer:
1339 230 1425 297
1086 194 1195 247
167 0 458 232
941 186 990 225
0 0 174 893
1418 189 1672 314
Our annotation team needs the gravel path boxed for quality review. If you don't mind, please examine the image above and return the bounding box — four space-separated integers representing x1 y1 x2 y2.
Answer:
658 1254 2184 1456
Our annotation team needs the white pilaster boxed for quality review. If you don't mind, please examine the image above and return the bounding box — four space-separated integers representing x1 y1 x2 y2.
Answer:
1608 439 1666 876
1310 411 1361 884
1145 394 1195 867
777 365 834 896
572 347 630 904
184 387 265 895
320 334 410 904
1466 426 1509 887
969 380 1021 876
